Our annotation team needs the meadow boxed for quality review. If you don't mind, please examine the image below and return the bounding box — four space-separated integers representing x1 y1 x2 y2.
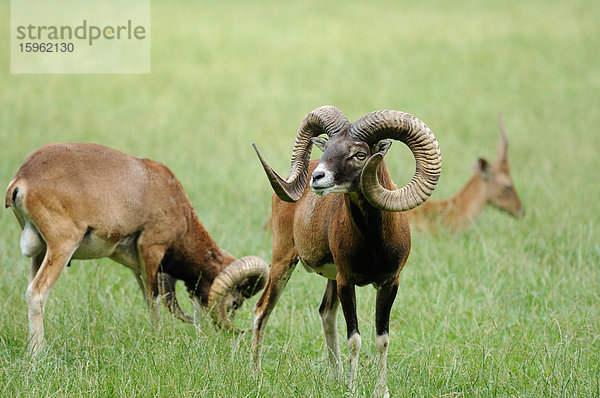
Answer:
0 0 599 396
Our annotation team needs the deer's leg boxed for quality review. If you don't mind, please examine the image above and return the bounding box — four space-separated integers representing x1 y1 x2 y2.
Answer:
373 280 399 398
319 279 341 379
337 276 360 396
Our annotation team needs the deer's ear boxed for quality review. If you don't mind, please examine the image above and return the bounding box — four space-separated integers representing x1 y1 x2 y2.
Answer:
475 157 491 180
311 137 328 152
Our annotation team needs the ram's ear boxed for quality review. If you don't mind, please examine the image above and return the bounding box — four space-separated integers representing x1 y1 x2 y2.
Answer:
373 139 392 156
311 136 328 152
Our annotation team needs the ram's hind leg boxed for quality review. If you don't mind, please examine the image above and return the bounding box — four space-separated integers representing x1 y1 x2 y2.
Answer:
319 279 341 379
29 251 45 284
251 255 297 375
26 237 82 356
252 198 299 375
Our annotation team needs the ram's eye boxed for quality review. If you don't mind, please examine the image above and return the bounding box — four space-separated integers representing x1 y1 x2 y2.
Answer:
355 152 367 161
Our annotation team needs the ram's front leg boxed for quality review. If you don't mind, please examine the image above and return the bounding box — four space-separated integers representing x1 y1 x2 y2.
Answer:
337 276 360 396
137 236 167 327
157 272 194 323
373 280 399 398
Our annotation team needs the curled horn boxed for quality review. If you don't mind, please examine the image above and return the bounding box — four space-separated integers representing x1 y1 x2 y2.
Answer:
497 112 508 163
351 110 442 212
253 105 350 202
208 256 269 330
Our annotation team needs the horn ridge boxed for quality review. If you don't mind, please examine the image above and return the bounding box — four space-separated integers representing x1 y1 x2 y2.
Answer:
255 105 350 202
208 256 269 330
355 110 442 212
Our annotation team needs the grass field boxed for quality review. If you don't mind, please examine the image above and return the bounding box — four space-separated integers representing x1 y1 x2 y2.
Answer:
1 0 599 396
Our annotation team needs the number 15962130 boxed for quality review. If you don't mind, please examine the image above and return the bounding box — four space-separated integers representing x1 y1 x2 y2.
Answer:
18 42 74 53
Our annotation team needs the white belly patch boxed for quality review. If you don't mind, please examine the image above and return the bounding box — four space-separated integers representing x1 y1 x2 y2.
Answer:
74 231 140 270
300 260 337 280
74 232 119 259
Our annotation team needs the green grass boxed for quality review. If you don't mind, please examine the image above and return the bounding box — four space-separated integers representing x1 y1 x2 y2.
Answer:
1 0 599 396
